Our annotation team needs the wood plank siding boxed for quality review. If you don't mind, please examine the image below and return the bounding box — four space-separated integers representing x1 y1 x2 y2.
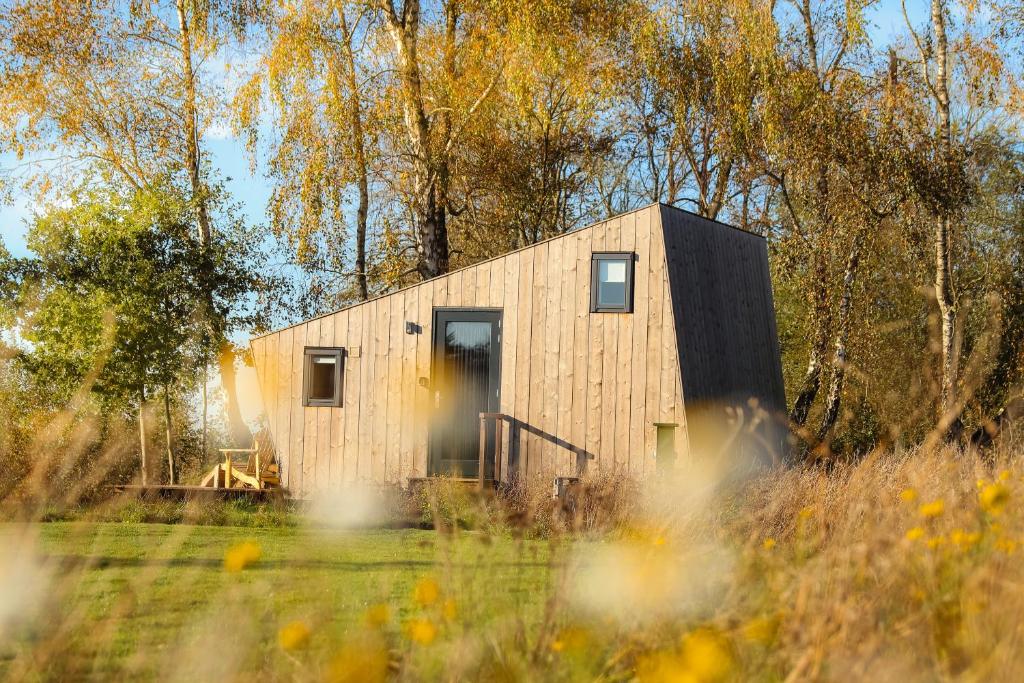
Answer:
249 204 785 497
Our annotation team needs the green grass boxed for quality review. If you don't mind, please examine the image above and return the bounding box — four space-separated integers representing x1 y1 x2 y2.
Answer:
0 522 559 681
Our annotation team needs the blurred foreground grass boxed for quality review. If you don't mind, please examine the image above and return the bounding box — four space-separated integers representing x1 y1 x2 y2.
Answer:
0 523 556 681
4 444 1024 681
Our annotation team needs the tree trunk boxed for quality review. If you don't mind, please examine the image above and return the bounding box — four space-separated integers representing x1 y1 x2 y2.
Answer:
201 361 208 457
790 252 831 426
931 0 957 426
138 387 148 486
175 0 211 245
338 7 370 300
383 0 452 279
218 342 251 446
818 230 865 439
163 384 175 485
176 0 250 445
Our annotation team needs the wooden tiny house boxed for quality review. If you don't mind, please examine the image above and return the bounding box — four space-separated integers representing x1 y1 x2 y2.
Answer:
249 204 786 497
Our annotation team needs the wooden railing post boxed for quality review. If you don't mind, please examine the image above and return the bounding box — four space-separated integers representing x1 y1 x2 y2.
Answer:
479 414 487 490
495 417 503 485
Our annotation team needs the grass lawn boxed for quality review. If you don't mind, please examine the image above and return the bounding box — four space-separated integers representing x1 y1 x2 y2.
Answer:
0 522 559 681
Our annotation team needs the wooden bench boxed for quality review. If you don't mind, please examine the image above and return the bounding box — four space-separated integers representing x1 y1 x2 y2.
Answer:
199 440 279 490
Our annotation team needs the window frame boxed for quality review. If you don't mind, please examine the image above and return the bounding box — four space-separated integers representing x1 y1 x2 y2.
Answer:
302 347 344 407
590 251 636 313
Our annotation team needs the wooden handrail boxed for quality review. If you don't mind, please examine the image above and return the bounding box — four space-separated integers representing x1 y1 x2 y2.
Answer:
478 413 508 489
477 414 595 486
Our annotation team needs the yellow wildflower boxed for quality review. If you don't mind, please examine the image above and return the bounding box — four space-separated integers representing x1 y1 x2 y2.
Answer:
996 537 1018 555
364 603 390 629
919 500 945 519
405 618 437 645
899 488 917 503
977 478 987 489
999 469 1011 481
277 620 311 651
223 540 262 572
979 482 1010 515
950 529 981 550
681 628 733 682
905 527 925 541
413 577 440 607
762 538 776 551
926 535 947 550
798 506 814 520
327 637 388 683
550 625 589 654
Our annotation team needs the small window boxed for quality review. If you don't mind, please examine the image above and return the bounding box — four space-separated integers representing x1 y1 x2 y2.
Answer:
303 348 344 407
655 423 677 472
591 252 635 313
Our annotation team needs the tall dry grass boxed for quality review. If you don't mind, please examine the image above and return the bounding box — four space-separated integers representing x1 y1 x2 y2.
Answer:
3 435 1024 681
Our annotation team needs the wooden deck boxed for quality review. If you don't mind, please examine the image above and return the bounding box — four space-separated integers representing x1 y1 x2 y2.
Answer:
108 485 284 501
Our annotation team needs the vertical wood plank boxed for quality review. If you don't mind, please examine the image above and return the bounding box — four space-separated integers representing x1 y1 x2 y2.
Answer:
316 314 334 492
628 207 652 475
414 281 433 478
260 335 277 453
526 243 548 478
371 300 391 481
541 237 561 476
614 212 637 472
329 312 345 490
290 325 305 495
277 327 294 489
554 234 576 476
570 227 592 472
343 307 362 483
358 301 376 481
645 212 667 476
399 290 417 484
499 252 520 480
384 294 403 482
599 218 620 474
302 319 321 497
586 219 608 470
514 248 535 479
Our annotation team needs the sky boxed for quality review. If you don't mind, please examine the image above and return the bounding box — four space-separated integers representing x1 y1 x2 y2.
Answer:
0 1 934 261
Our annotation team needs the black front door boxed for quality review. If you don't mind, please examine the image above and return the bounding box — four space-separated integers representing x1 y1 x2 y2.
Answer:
429 309 501 478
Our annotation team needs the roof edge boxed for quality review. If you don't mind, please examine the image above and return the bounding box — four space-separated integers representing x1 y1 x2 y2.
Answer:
657 202 767 240
250 202 664 342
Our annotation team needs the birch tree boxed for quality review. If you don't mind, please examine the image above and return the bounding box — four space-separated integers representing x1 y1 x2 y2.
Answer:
0 0 261 446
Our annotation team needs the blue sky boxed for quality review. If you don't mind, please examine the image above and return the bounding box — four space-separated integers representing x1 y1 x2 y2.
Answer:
0 1 929 260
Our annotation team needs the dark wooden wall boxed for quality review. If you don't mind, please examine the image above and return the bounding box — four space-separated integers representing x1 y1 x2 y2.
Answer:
661 206 787 436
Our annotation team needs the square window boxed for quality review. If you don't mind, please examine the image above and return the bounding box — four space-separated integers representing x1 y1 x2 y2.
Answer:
303 348 344 407
591 252 635 313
